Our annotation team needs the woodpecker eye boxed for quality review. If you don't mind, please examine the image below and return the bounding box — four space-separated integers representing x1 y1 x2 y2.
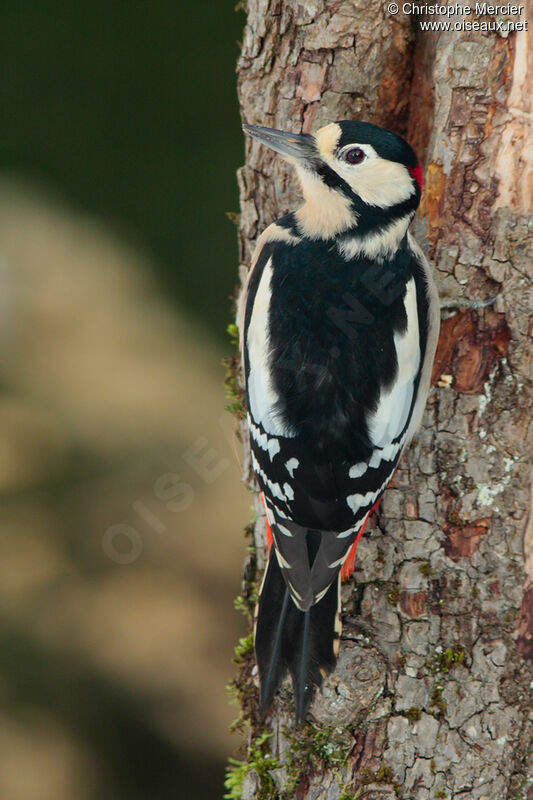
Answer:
343 147 365 165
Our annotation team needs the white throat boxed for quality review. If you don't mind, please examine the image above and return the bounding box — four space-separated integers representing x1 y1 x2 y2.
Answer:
293 165 355 240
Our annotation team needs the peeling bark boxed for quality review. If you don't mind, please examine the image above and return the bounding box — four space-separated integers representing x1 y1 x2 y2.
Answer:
432 309 511 395
232 3 533 799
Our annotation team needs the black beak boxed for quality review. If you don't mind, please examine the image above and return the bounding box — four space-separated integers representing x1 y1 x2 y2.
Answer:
242 124 315 161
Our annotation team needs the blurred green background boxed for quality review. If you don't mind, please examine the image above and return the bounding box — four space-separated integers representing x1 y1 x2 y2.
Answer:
0 0 244 338
0 3 250 799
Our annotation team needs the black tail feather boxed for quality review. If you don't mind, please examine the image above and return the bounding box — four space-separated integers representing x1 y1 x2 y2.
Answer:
255 551 340 723
258 586 290 714
296 609 311 724
255 551 290 713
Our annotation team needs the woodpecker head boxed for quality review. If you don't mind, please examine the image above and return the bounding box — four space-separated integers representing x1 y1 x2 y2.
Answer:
243 120 423 248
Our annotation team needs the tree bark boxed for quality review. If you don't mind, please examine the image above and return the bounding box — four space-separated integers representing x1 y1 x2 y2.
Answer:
231 3 533 799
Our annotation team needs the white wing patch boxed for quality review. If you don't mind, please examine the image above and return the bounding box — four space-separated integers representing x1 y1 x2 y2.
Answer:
246 258 295 437
246 260 279 434
349 461 367 479
367 278 420 447
346 474 391 516
283 483 294 501
267 439 280 460
360 439 403 473
285 457 299 478
347 439 405 495
368 450 382 469
251 452 285 502
249 416 281 461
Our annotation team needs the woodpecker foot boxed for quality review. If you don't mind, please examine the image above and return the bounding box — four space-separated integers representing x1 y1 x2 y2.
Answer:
440 295 497 319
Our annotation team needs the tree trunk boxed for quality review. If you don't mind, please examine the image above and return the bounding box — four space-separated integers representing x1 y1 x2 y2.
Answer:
230 4 532 799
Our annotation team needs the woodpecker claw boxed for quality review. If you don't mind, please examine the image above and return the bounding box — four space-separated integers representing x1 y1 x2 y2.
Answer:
440 295 498 318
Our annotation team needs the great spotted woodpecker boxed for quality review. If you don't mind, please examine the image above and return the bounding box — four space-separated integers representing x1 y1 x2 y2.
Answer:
238 120 440 723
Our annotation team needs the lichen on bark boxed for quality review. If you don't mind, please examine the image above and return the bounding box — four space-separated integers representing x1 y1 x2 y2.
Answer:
229 3 533 799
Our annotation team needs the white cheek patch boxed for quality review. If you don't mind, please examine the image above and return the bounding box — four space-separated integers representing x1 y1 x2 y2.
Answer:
324 143 415 211
337 157 415 209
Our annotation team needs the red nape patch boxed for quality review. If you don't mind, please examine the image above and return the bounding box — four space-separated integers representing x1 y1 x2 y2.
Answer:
260 492 274 553
408 162 424 190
